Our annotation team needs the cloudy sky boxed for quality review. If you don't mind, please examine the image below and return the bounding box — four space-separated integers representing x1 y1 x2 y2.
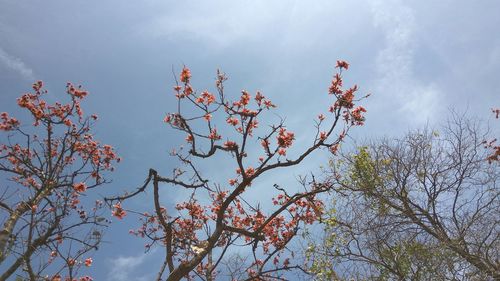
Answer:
1 0 499 280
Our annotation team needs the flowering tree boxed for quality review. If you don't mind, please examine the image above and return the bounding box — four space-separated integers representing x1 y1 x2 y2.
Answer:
0 82 119 281
108 61 368 280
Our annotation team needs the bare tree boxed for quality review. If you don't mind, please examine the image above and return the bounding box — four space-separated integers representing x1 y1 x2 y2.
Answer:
307 114 499 280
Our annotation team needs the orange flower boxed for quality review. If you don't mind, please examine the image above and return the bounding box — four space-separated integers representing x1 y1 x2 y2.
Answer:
0 112 20 131
223 141 237 149
319 131 327 141
226 117 239 126
244 167 255 177
351 106 367 125
33 80 43 91
84 257 93 267
330 144 339 155
196 91 215 105
63 119 72 127
180 67 191 83
240 90 251 106
208 128 221 140
112 202 126 219
277 128 294 148
73 182 87 193
336 60 349 70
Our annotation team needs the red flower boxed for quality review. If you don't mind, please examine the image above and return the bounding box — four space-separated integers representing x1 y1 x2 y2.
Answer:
63 119 72 127
201 91 216 105
208 128 221 140
319 131 327 141
224 141 237 149
351 106 367 125
244 167 255 177
226 117 239 126
73 182 87 193
112 202 126 219
277 128 295 148
330 144 339 155
0 112 20 131
336 60 349 70
33 80 43 91
240 91 251 106
180 67 191 83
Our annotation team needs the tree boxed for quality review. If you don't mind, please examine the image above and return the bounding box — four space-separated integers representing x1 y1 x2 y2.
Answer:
106 60 368 280
0 81 120 281
486 108 500 163
306 114 500 280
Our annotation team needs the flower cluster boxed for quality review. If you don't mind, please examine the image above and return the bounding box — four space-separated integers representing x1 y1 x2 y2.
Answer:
336 60 350 70
195 90 216 105
276 128 295 155
73 182 87 193
0 112 20 131
351 106 367 126
180 66 191 83
112 202 126 219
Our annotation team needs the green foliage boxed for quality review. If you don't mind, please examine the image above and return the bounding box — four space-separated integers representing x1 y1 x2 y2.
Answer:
348 147 391 215
304 205 341 280
349 146 380 192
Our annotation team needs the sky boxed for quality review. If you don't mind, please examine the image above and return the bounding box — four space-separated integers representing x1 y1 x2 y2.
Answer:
1 0 499 280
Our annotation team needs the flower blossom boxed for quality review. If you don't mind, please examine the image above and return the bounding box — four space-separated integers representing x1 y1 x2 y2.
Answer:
180 67 191 83
73 182 87 193
112 202 126 219
0 112 20 131
336 60 349 70
277 128 295 148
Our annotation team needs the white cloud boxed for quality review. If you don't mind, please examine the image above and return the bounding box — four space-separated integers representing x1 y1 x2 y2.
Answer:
370 0 440 124
136 2 270 47
107 253 149 281
0 47 34 80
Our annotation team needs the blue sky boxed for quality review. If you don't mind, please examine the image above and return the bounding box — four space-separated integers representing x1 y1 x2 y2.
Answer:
1 0 499 280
